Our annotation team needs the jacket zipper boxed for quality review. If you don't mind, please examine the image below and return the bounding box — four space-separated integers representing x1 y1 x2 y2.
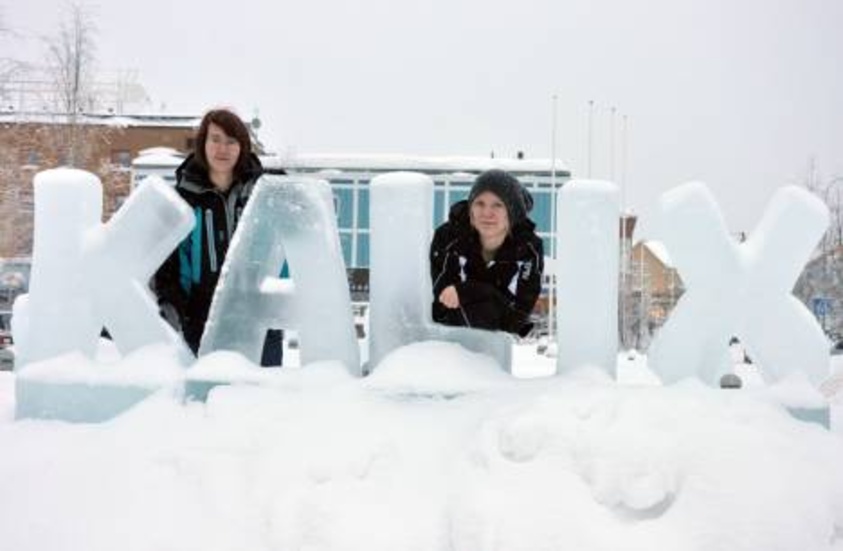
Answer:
205 208 218 272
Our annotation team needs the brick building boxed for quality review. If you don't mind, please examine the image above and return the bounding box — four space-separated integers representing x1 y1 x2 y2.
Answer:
0 112 200 257
620 240 685 349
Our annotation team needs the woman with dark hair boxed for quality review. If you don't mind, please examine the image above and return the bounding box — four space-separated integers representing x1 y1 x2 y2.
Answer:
430 169 544 337
154 108 282 364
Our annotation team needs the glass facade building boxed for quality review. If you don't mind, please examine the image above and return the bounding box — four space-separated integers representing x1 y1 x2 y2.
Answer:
133 152 571 300
262 154 571 273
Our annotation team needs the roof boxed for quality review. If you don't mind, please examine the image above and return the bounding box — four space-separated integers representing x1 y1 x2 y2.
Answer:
132 147 186 167
0 111 201 128
133 150 573 178
264 153 571 177
643 241 674 268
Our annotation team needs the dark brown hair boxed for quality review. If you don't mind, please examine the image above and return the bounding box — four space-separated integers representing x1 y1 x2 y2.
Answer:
193 108 253 179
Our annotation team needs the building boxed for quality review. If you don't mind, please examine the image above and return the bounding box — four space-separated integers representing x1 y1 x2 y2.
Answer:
0 111 200 257
134 150 571 303
621 240 684 349
263 153 571 276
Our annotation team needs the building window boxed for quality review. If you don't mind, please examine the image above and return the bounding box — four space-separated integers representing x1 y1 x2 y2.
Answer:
25 150 40 166
112 150 131 167
531 189 553 234
333 188 354 229
357 188 369 229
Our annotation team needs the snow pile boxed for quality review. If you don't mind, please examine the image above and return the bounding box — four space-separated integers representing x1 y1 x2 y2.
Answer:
0 343 842 551
365 341 511 395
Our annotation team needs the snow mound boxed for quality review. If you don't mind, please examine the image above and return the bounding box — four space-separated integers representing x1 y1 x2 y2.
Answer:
16 343 184 388
364 340 512 396
0 346 842 551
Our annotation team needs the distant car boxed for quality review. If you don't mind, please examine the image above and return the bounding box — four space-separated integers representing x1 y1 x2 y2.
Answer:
832 340 843 355
0 310 14 371
0 347 13 371
0 310 12 349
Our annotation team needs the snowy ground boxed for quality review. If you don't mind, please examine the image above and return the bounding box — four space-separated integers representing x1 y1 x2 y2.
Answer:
0 341 841 551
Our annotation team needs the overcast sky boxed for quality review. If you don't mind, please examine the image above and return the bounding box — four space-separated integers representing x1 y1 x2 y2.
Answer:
4 0 843 237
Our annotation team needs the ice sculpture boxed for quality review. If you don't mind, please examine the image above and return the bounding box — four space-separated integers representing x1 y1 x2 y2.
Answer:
15 170 193 365
14 170 194 421
368 172 512 372
200 175 360 374
554 180 620 376
648 183 830 386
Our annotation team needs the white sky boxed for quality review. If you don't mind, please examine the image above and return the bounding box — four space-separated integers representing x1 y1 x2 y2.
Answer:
3 0 843 235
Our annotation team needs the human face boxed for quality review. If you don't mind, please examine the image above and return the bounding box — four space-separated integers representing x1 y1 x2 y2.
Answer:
204 122 241 182
469 191 510 244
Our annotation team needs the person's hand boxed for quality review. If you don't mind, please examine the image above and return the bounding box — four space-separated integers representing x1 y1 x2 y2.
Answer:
438 285 460 309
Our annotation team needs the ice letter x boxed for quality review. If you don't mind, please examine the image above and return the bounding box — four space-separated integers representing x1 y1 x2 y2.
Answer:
648 182 830 387
16 170 194 365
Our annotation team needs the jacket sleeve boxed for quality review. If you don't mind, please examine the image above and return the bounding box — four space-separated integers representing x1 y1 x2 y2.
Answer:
429 223 461 298
451 237 543 337
152 241 188 330
502 236 544 336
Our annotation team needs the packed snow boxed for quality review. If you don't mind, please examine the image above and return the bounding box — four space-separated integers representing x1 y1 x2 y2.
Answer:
0 342 842 551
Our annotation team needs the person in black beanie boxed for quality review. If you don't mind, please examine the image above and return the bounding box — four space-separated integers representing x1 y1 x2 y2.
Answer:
429 169 544 336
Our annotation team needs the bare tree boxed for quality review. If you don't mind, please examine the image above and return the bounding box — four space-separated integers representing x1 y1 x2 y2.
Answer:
804 157 843 253
45 2 98 166
0 9 24 98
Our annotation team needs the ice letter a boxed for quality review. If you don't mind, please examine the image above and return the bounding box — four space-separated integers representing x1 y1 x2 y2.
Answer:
648 182 830 386
200 176 360 374
15 170 194 365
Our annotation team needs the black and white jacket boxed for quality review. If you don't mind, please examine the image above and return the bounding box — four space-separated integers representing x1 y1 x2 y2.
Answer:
429 200 544 337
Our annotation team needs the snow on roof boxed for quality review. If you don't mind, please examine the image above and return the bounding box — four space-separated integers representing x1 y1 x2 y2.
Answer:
138 147 184 157
0 111 201 128
133 151 573 177
265 152 571 176
132 147 186 167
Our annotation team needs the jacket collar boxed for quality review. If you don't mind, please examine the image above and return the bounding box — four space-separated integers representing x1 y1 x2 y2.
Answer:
176 152 264 193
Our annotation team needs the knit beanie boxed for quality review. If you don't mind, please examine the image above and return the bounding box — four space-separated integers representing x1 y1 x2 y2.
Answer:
468 169 529 225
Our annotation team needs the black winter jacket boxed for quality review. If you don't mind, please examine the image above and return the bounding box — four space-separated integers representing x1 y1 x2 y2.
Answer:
153 153 265 353
429 200 544 337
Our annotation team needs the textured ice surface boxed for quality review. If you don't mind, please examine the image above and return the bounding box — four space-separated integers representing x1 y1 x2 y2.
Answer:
14 170 193 421
15 171 193 364
201 176 360 374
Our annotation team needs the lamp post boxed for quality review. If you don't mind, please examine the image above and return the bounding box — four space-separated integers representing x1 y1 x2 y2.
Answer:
620 114 629 348
587 99 595 178
609 106 616 183
548 94 558 347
